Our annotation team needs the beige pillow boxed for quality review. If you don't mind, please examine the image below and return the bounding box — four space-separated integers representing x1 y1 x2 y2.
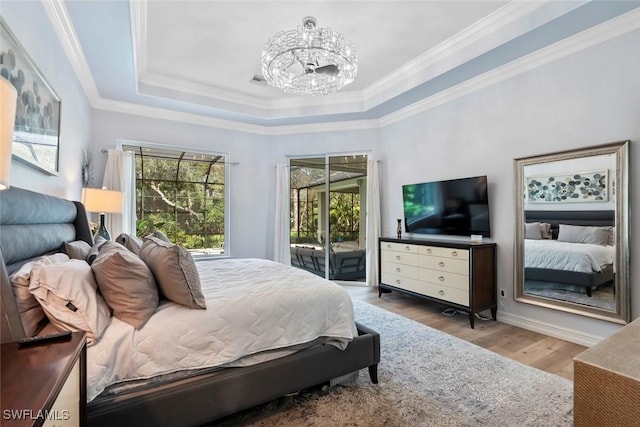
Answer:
63 240 92 260
91 241 159 329
29 259 111 344
524 222 542 240
115 233 143 255
139 237 206 309
9 253 70 336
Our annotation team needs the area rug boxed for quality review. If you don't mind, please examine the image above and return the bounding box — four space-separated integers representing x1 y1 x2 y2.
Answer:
214 302 573 426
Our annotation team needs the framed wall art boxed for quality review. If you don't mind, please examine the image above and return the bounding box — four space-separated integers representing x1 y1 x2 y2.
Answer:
1 18 60 175
526 170 608 203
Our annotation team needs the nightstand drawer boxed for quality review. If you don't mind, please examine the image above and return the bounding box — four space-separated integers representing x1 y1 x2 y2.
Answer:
44 358 80 427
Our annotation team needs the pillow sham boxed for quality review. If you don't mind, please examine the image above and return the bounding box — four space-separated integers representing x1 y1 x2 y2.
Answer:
63 240 92 260
149 230 171 243
29 259 111 344
115 233 144 255
557 224 610 246
539 222 553 240
91 241 159 329
524 222 542 240
9 253 70 336
139 237 206 309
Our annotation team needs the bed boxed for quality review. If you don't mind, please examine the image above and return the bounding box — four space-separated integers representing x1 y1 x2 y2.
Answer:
0 186 380 427
523 210 615 297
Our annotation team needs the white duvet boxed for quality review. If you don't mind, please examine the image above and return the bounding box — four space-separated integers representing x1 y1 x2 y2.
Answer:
87 258 356 401
524 239 614 273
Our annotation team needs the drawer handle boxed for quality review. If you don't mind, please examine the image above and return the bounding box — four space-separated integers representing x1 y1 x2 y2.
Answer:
395 255 400 260
438 261 445 267
386 244 391 249
438 276 445 281
405 246 411 251
426 248 432 254
395 267 401 272
451 251 458 257
438 289 445 296
395 279 401 285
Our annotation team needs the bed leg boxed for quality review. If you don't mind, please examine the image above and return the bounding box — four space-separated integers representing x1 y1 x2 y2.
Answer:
587 288 592 297
368 364 379 384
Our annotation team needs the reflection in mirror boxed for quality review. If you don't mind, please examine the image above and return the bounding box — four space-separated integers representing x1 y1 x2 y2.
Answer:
514 141 630 324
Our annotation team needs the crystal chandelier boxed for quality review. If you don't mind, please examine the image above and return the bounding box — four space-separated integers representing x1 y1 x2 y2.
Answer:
261 16 358 96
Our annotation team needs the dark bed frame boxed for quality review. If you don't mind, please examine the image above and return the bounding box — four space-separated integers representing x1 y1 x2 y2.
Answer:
524 210 615 296
0 187 380 427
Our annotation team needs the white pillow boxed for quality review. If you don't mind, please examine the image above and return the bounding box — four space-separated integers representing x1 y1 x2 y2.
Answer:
10 253 70 336
29 259 111 344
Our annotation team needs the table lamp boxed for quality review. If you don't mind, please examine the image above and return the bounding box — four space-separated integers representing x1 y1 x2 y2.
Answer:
82 187 123 240
0 77 17 190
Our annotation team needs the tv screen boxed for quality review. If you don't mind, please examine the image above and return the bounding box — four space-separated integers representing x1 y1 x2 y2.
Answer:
402 175 491 237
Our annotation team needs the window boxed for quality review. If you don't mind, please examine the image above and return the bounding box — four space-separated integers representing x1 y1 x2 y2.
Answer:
122 143 228 256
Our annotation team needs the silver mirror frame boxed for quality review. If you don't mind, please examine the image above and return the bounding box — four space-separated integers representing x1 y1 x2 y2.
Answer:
514 140 630 324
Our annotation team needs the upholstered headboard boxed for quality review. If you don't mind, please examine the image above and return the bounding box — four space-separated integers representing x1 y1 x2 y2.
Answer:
0 187 93 343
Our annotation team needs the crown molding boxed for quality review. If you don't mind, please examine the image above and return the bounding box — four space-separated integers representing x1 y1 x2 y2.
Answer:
41 0 101 103
380 6 640 128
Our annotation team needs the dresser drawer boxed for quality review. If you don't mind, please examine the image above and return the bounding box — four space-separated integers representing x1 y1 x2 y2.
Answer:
381 249 418 266
418 268 469 291
382 261 418 279
418 256 468 275
381 241 418 254
417 245 443 257
399 280 470 307
440 248 468 260
382 272 421 289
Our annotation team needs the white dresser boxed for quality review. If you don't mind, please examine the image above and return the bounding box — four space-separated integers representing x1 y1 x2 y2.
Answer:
379 238 497 328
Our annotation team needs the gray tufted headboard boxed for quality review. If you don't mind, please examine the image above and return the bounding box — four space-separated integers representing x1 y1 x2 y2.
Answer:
0 187 93 343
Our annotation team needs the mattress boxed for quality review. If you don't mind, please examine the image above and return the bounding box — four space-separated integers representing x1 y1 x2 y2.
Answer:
87 258 356 401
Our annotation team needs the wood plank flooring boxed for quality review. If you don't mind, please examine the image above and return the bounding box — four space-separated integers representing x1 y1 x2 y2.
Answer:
343 285 587 381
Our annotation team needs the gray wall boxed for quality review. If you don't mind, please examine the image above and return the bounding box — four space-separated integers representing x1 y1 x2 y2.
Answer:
377 29 639 341
2 2 91 200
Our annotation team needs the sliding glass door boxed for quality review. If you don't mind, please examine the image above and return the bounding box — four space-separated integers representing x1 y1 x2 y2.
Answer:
289 154 368 283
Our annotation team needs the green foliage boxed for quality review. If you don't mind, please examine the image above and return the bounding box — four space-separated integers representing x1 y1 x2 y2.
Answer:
135 154 225 250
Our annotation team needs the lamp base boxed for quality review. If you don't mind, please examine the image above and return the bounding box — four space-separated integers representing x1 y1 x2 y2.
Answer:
94 213 111 241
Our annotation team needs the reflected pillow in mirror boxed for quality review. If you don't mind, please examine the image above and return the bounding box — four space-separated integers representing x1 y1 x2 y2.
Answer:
539 222 553 239
524 222 542 240
557 224 610 246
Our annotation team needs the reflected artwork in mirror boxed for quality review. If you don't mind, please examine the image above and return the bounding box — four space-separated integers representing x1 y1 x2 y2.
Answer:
514 141 630 324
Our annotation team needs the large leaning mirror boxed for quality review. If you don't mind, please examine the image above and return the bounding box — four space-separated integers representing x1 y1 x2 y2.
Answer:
514 141 630 324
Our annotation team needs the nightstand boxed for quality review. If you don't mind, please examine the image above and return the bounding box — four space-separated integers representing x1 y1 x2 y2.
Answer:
1 331 87 427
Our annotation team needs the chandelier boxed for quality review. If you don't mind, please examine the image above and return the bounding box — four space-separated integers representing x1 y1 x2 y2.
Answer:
261 16 357 96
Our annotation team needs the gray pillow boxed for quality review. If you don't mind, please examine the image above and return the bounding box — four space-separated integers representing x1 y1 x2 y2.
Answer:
539 222 553 240
91 241 159 329
86 236 107 265
524 222 542 240
139 237 206 309
557 224 610 246
149 230 171 243
63 240 92 260
115 233 143 255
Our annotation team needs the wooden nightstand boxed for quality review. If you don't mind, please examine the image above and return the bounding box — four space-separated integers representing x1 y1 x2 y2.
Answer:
1 331 87 427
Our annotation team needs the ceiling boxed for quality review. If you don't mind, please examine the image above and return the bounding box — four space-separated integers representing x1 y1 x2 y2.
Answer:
56 1 638 128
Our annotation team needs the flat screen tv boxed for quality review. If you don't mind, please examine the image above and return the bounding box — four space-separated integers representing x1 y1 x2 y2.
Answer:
402 175 491 237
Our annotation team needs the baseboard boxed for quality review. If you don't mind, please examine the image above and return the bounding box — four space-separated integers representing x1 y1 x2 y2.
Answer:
498 312 603 347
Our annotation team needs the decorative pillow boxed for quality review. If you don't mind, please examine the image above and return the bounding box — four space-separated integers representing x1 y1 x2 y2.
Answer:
91 241 159 329
524 222 542 240
86 236 107 265
139 237 206 309
9 253 70 336
149 230 171 243
539 222 553 240
63 240 92 260
29 259 111 344
557 224 610 246
115 233 143 255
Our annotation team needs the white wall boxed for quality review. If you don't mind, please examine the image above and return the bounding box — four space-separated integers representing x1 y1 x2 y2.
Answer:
2 2 91 200
378 29 640 342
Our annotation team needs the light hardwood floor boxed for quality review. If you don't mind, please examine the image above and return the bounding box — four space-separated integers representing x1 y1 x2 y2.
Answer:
343 285 587 381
